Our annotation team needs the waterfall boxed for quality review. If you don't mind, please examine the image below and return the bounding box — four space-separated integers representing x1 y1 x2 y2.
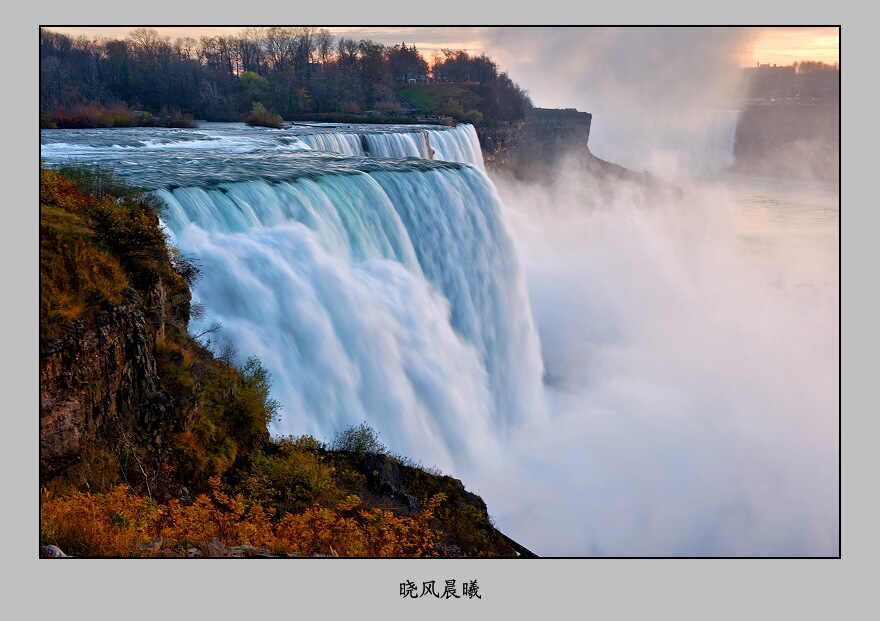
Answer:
29 121 525 474
421 123 486 171
158 163 544 472
296 123 486 170
588 108 741 176
40 120 542 475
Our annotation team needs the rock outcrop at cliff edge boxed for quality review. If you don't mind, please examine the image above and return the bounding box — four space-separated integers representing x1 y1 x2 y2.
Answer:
40 283 173 487
485 107 659 187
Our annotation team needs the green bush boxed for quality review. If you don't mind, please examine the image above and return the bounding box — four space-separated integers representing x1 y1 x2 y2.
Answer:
239 438 338 509
84 194 168 270
239 71 269 101
53 163 141 199
330 422 387 454
202 356 281 452
464 109 484 124
440 98 465 119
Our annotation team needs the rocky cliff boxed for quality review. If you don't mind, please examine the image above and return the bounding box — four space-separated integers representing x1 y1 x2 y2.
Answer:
486 106 665 190
40 277 177 489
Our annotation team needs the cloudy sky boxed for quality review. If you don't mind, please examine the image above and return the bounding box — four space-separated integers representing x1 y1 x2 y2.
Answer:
43 25 840 68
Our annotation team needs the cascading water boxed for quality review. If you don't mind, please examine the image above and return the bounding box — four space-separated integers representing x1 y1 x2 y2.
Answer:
587 108 741 177
38 121 487 170
296 122 486 170
40 121 542 475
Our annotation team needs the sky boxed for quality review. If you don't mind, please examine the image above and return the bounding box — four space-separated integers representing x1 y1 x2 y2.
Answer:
44 25 839 69
47 26 840 75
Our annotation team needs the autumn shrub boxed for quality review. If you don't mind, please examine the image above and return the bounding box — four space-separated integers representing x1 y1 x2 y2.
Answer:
156 477 278 552
44 165 193 332
288 434 327 452
40 168 131 339
40 102 197 129
106 102 140 127
231 357 281 436
154 340 196 397
48 102 137 128
430 502 501 557
168 248 202 286
245 102 284 128
41 478 447 557
40 164 168 296
45 163 169 276
396 464 515 557
157 353 282 494
271 492 445 557
82 194 168 272
196 356 280 452
40 485 162 557
39 226 129 339
155 106 197 128
165 428 234 495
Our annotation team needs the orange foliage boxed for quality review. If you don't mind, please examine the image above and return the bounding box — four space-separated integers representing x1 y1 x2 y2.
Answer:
40 478 446 558
39 485 161 557
40 167 90 213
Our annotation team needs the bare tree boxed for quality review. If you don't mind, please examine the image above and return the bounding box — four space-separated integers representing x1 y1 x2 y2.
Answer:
263 26 297 72
315 28 334 64
237 28 266 75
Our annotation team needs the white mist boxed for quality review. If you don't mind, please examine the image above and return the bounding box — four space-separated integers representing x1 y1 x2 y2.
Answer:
480 164 839 556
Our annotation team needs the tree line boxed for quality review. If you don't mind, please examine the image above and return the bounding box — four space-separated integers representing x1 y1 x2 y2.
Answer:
742 60 839 102
40 27 532 126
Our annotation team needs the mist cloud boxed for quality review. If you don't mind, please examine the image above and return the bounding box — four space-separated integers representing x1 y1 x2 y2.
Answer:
485 27 756 112
474 163 839 557
484 27 762 174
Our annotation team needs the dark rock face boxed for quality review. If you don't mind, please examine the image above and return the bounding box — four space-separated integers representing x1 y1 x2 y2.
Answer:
362 452 421 514
490 107 592 180
359 453 508 540
520 107 593 162
489 106 677 200
40 283 174 486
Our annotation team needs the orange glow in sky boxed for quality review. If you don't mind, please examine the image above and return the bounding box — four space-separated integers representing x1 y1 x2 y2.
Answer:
42 26 840 68
739 26 839 67
41 26 488 58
